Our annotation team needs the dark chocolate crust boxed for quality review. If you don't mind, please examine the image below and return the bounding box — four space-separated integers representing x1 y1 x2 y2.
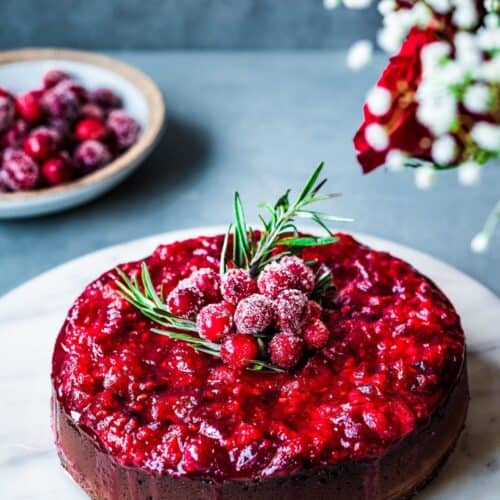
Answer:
53 363 468 500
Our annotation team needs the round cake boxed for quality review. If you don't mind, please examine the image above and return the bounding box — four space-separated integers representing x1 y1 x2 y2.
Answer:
51 233 468 500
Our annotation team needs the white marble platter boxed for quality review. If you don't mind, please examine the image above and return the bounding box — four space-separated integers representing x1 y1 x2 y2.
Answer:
0 227 499 499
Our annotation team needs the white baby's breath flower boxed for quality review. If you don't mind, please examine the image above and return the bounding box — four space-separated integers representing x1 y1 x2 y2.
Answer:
343 0 372 8
471 122 500 151
480 57 500 82
421 42 451 76
432 135 456 165
411 3 433 28
377 0 396 16
484 13 499 28
416 84 457 136
323 0 341 9
366 86 392 116
464 83 491 114
476 26 500 52
484 0 500 14
385 149 406 171
365 123 389 151
415 165 437 190
452 0 479 29
426 0 452 14
470 232 490 253
454 32 481 68
458 161 481 186
377 11 413 53
347 40 373 70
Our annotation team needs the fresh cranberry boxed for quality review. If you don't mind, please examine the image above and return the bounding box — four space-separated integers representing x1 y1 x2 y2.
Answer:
0 87 12 98
75 117 107 141
280 256 315 294
73 140 112 174
0 119 28 148
221 269 257 304
196 303 233 342
303 319 330 349
42 81 79 120
257 262 296 299
0 95 15 132
80 103 105 120
273 289 308 334
306 300 322 321
220 333 259 369
190 268 221 303
234 293 274 334
15 91 44 123
181 435 229 476
0 149 40 191
107 109 141 150
167 279 205 320
268 332 304 369
42 153 75 186
43 69 71 89
23 129 56 161
89 87 122 109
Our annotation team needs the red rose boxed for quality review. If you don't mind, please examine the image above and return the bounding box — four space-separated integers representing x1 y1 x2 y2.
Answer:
354 28 439 173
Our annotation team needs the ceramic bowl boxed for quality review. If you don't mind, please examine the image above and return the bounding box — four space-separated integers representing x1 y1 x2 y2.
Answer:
0 48 165 218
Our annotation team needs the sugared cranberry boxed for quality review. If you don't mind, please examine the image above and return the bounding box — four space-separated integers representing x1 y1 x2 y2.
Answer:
234 294 274 334
0 96 15 132
220 333 259 369
47 117 71 142
42 153 74 186
107 109 141 150
75 117 107 141
280 256 315 294
89 87 122 109
167 279 205 320
0 149 40 191
189 268 221 303
80 103 105 120
268 332 304 369
43 69 70 89
42 81 79 120
15 91 44 123
221 269 257 304
257 262 295 299
273 289 308 334
23 128 57 160
196 302 234 342
73 140 112 174
0 119 28 148
303 319 330 349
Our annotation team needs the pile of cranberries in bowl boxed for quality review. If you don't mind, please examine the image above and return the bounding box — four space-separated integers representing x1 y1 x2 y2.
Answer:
0 69 141 192
165 255 332 371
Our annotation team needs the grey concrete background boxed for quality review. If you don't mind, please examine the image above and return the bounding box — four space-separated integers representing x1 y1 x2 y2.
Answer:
0 1 380 50
0 52 499 297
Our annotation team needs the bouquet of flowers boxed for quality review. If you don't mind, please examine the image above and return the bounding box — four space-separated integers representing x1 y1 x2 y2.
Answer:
327 0 500 252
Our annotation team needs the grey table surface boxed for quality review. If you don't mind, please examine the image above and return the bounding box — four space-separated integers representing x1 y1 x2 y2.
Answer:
0 51 499 298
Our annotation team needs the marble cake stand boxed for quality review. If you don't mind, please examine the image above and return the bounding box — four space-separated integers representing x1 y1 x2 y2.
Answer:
1 227 499 499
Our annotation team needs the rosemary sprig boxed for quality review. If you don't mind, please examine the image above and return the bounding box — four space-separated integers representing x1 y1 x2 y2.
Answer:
312 266 335 302
221 162 352 276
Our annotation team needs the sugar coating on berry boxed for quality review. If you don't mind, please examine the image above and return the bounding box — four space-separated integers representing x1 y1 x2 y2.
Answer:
221 269 257 304
190 268 221 303
268 332 304 369
273 289 308 334
42 81 79 120
257 262 295 299
0 96 15 132
0 119 28 149
0 148 39 191
43 69 71 89
234 293 274 334
166 278 205 320
74 140 112 173
303 319 330 349
89 87 122 109
220 333 259 369
196 303 233 342
80 103 105 120
280 255 315 294
107 109 141 150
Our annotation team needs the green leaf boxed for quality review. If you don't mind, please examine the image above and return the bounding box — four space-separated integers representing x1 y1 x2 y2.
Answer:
279 236 338 247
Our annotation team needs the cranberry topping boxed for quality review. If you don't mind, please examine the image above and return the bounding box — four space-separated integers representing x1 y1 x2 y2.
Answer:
268 332 304 369
257 261 295 298
190 268 221 303
303 319 330 349
167 279 205 320
197 303 234 342
221 268 257 304
52 233 465 481
234 293 274 334
273 289 308 334
220 333 259 369
280 255 315 294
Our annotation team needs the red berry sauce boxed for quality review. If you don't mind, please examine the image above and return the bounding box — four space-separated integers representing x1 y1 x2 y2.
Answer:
52 233 465 481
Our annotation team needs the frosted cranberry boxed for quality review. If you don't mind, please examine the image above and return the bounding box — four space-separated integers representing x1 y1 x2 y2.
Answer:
15 91 44 123
107 109 141 150
221 268 258 304
234 293 274 334
0 149 39 191
167 279 205 320
89 87 122 109
196 303 233 342
56 79 87 103
220 333 259 369
23 129 57 160
268 332 303 369
0 180 7 192
303 319 330 349
257 262 295 299
42 81 79 120
80 103 105 120
75 117 107 142
43 69 71 88
280 256 315 294
0 119 28 148
74 140 112 174
47 117 71 142
190 268 221 303
42 154 75 186
273 289 308 334
0 96 15 132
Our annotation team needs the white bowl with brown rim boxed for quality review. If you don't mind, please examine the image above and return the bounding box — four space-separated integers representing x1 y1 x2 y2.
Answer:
0 48 165 218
